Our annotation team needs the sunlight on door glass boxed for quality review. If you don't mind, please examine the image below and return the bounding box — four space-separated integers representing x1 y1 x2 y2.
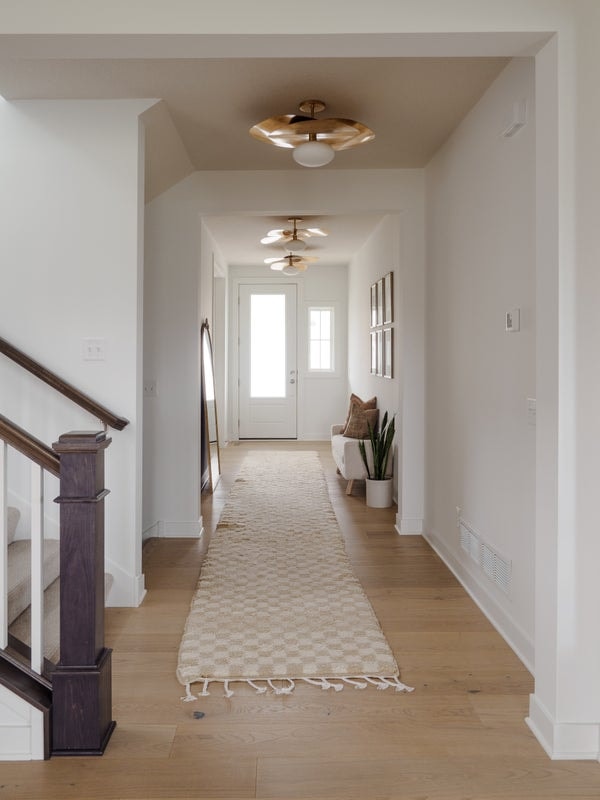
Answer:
251 294 286 397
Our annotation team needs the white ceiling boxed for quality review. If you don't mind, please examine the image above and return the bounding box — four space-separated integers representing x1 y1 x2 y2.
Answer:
203 213 387 269
0 54 509 267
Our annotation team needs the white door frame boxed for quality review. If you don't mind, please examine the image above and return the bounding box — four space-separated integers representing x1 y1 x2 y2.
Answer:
238 283 298 439
228 272 303 441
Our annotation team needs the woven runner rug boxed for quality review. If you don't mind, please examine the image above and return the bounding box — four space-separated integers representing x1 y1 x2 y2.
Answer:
177 450 412 699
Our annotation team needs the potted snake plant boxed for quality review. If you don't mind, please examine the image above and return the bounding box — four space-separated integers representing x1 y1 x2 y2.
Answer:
358 411 395 508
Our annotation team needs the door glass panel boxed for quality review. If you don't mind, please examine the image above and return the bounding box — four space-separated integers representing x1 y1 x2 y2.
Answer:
250 293 286 398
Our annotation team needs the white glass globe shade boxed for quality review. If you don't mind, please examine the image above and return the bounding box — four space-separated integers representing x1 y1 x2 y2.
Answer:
282 264 300 275
293 140 335 168
284 235 306 252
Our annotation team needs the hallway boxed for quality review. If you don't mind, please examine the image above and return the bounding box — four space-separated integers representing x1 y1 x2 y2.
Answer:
2 441 599 798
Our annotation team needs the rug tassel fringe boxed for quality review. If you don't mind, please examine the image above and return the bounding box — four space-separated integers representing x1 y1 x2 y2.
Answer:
390 676 415 693
302 677 332 691
343 677 368 689
181 683 197 702
181 675 414 700
364 676 392 690
267 678 295 695
247 680 268 694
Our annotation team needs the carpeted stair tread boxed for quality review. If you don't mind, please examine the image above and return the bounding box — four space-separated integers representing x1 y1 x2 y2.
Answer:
7 539 60 625
9 578 60 664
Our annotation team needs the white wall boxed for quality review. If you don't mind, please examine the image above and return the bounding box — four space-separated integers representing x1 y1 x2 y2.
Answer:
425 58 536 664
301 265 349 439
348 209 426 532
6 0 599 760
143 169 424 534
0 98 151 607
348 216 401 416
143 178 202 539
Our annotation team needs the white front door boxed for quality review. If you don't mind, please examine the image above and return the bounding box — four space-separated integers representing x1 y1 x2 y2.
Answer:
238 284 297 439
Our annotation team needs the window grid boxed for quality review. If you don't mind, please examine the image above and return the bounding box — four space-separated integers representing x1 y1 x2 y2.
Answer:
309 307 334 371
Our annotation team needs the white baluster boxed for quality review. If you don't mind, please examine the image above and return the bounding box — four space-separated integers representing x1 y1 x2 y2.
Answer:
0 441 7 649
30 462 44 674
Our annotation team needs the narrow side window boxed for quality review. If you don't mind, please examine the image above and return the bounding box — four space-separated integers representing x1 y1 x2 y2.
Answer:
308 307 334 371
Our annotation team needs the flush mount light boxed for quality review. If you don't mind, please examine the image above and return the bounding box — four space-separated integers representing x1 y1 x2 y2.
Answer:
264 254 318 274
250 100 375 168
260 218 328 253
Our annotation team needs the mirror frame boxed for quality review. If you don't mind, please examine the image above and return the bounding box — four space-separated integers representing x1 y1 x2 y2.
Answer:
200 319 221 493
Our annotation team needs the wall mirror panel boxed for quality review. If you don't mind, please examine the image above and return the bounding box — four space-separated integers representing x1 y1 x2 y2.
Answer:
200 319 221 493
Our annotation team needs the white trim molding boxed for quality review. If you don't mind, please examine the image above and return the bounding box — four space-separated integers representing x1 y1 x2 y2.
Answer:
396 515 423 535
0 684 44 761
527 694 600 760
143 519 204 540
423 526 534 673
161 519 204 538
105 558 147 608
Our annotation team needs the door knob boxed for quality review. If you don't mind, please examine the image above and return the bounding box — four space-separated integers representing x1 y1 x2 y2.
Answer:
290 378 296 384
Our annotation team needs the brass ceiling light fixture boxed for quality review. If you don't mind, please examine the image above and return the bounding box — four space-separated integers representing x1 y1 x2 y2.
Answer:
250 100 375 168
261 217 328 253
264 253 318 275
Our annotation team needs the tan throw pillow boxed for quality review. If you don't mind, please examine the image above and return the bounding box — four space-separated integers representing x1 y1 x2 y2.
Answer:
342 393 377 432
343 407 379 439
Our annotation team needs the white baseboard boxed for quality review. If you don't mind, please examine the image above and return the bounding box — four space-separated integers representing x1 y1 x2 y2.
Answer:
423 526 534 673
527 694 600 760
162 519 203 538
142 521 160 542
105 558 146 607
143 519 204 539
395 515 423 534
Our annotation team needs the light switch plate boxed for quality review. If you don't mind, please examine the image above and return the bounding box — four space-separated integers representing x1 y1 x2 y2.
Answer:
82 337 106 361
505 308 520 332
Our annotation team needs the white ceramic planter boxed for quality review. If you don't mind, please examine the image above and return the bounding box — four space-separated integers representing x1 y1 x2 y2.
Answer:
365 478 393 508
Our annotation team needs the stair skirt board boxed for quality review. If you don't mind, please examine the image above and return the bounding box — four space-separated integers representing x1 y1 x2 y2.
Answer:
0 683 45 761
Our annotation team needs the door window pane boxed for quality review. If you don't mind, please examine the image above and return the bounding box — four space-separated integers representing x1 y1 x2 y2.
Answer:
250 294 286 397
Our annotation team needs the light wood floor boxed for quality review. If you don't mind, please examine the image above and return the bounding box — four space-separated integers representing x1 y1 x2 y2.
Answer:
3 441 600 799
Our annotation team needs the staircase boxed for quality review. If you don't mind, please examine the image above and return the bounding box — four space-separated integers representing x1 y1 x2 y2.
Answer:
0 336 129 759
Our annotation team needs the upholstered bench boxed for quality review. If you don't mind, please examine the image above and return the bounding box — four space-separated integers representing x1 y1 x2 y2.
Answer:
331 423 375 496
331 393 381 496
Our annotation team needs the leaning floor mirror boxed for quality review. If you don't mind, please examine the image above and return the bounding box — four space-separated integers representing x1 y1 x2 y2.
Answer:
200 319 221 493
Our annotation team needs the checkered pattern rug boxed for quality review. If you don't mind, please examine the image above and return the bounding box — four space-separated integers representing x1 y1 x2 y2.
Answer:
177 450 412 698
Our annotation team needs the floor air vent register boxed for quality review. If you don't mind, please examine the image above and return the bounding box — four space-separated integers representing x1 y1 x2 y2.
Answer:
459 518 512 595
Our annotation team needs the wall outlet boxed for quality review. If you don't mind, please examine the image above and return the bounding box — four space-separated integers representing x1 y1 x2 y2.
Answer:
144 379 157 397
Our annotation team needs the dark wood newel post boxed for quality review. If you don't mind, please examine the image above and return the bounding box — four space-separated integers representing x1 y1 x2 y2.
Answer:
51 430 116 756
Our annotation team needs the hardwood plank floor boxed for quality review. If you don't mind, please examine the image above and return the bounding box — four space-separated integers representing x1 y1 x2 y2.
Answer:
2 440 600 799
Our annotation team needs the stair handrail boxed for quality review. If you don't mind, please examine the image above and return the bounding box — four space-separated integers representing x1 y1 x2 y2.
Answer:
0 336 129 431
0 413 60 476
